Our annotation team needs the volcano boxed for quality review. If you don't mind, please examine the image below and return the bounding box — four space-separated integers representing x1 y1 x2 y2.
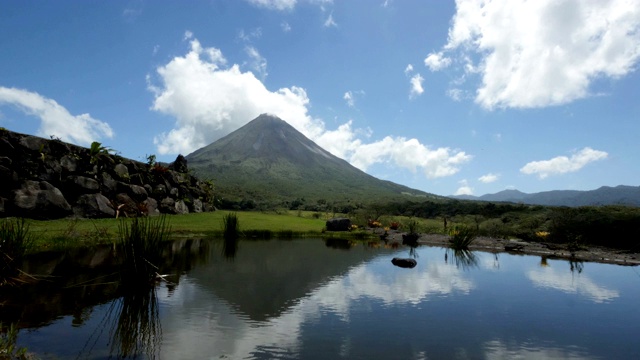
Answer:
186 114 439 208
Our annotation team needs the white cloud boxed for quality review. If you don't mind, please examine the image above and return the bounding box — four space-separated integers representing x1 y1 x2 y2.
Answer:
245 46 268 80
424 52 451 71
432 0 640 109
343 90 364 108
350 136 471 178
455 179 473 195
246 0 296 11
324 13 337 28
343 91 354 107
183 30 193 40
238 28 263 42
447 88 464 101
149 35 471 179
520 147 608 179
0 86 113 145
281 21 292 32
478 173 499 183
409 73 424 98
404 64 414 75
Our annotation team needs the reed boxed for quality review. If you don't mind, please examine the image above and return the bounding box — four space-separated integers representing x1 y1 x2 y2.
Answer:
1 322 28 358
117 216 170 284
0 218 33 286
448 225 477 250
222 213 240 240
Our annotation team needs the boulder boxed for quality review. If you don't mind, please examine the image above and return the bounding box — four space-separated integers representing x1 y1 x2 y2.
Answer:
326 218 351 232
141 197 160 216
169 154 188 173
113 163 129 181
391 257 417 268
66 176 100 197
13 181 71 219
175 200 189 215
159 197 176 214
74 193 115 218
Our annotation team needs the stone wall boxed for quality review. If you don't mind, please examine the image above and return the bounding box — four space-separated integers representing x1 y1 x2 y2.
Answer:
0 129 215 219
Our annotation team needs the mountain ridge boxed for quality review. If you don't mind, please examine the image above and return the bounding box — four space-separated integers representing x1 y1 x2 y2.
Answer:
450 185 640 207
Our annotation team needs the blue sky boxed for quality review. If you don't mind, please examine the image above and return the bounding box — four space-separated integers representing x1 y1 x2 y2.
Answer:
1 0 639 197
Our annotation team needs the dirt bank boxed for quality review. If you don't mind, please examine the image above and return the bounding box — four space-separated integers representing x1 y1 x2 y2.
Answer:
377 230 640 266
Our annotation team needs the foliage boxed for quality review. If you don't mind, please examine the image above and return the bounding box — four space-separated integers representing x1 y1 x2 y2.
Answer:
0 322 28 359
404 219 419 234
117 216 171 284
448 225 477 250
1 218 33 286
222 213 240 240
89 141 115 166
145 154 157 167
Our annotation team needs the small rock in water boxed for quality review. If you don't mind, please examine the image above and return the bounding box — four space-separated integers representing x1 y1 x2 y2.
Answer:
391 257 417 268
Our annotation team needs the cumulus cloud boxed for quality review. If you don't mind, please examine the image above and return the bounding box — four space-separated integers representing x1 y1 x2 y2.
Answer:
520 147 608 179
409 73 424 98
424 52 451 71
246 0 296 11
281 21 292 32
349 137 471 178
478 173 499 183
430 0 640 109
0 86 113 145
148 35 471 179
454 179 473 195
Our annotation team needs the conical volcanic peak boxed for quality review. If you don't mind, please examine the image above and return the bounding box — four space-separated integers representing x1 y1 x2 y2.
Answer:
187 113 336 166
186 114 436 205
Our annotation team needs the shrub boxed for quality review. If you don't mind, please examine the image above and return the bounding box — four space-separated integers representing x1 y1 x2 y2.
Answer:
448 225 477 250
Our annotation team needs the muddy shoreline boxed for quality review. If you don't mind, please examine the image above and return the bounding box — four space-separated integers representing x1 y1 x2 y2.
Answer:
377 230 640 266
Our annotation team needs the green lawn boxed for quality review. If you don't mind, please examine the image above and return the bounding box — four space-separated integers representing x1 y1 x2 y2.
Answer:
21 211 330 252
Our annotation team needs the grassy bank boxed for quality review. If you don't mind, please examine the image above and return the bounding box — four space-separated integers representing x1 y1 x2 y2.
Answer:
20 211 332 252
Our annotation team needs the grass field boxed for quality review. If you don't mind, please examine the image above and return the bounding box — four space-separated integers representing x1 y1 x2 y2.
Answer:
21 211 331 252
15 210 454 253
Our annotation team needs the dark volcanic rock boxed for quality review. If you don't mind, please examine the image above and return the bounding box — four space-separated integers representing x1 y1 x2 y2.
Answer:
0 129 215 219
326 218 351 231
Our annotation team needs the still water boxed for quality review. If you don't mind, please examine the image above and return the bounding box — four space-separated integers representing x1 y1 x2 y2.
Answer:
4 238 640 359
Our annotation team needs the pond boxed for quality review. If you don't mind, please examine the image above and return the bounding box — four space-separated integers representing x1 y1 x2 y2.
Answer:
2 238 639 359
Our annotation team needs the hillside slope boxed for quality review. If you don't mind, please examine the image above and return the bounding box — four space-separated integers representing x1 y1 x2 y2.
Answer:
450 185 640 207
186 114 441 209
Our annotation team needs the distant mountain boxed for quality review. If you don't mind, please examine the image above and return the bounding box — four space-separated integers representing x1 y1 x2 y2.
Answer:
450 185 640 207
186 114 441 207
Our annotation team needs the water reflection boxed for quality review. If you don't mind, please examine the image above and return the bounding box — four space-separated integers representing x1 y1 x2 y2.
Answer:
5 239 639 359
527 260 619 303
445 248 479 270
107 287 162 359
222 235 238 259
484 339 596 360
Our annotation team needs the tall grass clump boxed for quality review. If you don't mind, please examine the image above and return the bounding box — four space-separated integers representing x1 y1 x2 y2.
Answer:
222 213 240 260
1 322 28 359
448 225 477 250
1 218 33 286
222 213 240 239
118 216 170 284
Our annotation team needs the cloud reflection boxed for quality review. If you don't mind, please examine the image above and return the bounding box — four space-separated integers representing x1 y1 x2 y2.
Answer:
527 267 619 303
158 256 473 358
484 339 596 360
